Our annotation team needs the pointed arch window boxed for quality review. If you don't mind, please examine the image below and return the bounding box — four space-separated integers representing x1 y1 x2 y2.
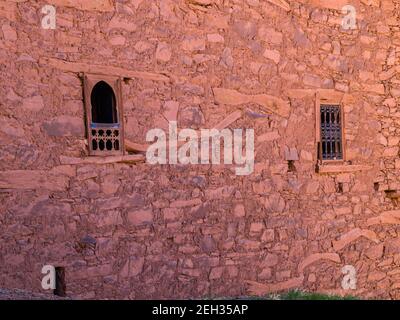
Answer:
91 81 118 124
83 75 125 156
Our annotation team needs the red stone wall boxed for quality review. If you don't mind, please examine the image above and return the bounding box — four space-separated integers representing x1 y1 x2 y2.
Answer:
1 0 400 299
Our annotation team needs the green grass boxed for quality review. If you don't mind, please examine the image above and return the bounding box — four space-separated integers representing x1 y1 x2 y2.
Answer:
277 290 359 300
203 290 361 300
211 290 360 300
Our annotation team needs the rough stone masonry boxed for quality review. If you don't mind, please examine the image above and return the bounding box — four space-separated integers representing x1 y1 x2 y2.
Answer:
2 0 400 299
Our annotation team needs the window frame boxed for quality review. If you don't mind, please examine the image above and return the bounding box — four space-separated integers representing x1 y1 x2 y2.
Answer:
83 74 125 156
315 92 346 165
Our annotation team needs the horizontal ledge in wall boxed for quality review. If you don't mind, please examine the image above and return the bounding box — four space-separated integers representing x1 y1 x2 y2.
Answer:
125 139 149 153
44 0 114 12
286 89 355 104
317 164 373 174
60 155 145 165
39 57 170 82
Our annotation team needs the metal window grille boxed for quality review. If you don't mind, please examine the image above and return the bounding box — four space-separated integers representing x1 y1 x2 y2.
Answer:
320 104 343 161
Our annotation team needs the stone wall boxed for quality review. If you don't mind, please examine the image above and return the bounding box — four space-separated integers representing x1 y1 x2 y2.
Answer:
1 0 400 299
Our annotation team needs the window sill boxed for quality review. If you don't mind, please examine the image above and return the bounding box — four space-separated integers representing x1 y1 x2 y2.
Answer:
317 164 373 174
60 155 145 165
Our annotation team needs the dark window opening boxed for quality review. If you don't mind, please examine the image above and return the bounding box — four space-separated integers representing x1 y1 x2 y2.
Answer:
99 139 105 150
288 160 296 172
374 182 379 192
91 81 118 124
54 267 66 297
384 190 400 206
92 139 98 151
320 104 343 161
337 182 343 193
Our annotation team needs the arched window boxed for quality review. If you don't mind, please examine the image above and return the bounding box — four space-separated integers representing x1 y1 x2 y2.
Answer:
83 75 125 156
91 81 118 124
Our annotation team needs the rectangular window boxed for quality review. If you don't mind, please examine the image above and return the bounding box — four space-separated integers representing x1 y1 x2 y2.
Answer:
315 91 346 164
320 104 343 161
